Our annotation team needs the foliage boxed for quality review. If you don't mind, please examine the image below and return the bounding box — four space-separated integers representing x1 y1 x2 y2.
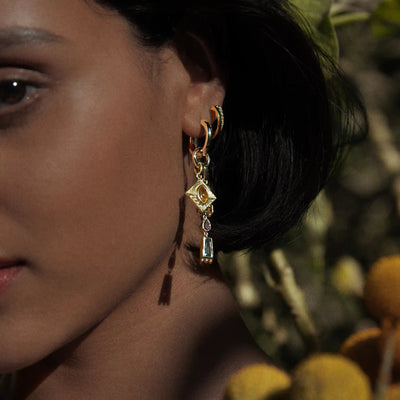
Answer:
223 0 400 398
291 0 339 61
224 256 400 399
372 0 400 37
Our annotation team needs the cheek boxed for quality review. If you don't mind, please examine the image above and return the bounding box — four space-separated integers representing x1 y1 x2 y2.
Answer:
0 61 184 371
4 62 182 264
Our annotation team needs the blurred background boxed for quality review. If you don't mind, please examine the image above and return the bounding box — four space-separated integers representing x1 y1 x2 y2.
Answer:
221 0 400 371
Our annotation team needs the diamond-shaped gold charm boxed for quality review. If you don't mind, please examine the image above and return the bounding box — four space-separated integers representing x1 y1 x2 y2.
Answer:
185 179 216 213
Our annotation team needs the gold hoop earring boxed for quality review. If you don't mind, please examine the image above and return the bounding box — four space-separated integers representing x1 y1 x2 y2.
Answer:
185 105 224 264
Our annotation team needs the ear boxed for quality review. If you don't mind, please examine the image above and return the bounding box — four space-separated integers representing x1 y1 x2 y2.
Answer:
177 34 226 138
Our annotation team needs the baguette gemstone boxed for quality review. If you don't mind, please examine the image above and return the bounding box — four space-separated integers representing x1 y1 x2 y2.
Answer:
201 236 214 263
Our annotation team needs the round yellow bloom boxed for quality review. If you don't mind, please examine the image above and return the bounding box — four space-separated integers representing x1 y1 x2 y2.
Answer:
331 256 364 296
290 354 371 400
340 327 381 385
224 363 291 400
364 255 400 321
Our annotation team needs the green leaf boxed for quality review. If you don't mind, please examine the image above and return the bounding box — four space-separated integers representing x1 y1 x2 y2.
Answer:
291 0 339 62
371 0 400 38
330 12 370 28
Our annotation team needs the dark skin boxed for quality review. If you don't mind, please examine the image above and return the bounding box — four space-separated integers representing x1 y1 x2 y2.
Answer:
0 1 267 398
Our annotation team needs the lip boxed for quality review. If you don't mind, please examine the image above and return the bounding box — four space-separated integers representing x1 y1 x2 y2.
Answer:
0 257 25 294
0 257 25 269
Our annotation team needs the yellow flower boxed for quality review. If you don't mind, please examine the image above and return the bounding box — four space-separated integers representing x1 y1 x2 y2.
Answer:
224 363 291 400
289 354 371 400
364 255 400 321
331 256 364 296
340 327 381 385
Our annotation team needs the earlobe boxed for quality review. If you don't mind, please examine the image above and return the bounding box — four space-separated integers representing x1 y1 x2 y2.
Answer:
178 33 225 138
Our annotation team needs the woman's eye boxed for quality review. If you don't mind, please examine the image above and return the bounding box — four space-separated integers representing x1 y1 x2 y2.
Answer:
0 80 37 111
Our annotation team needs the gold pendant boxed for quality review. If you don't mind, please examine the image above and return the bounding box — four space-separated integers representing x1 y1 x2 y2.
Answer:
185 179 216 213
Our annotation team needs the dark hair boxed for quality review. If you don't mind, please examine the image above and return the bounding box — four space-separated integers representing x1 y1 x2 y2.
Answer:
95 0 366 254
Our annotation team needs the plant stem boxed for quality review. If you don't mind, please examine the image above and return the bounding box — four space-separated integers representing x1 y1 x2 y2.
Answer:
368 110 400 218
266 249 319 352
374 320 397 400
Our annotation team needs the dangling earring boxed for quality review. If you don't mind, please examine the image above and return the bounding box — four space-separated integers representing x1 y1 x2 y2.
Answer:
185 105 224 264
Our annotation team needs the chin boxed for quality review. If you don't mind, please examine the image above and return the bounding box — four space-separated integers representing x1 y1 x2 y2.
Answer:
0 335 56 374
0 351 41 375
0 357 33 375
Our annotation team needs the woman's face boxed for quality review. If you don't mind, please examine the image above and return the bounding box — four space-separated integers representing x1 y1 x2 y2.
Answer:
0 0 189 371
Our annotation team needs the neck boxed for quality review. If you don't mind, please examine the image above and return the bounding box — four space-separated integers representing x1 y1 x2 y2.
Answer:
15 254 266 400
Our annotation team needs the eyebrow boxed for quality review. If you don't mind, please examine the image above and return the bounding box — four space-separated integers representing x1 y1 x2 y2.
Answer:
0 27 65 49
